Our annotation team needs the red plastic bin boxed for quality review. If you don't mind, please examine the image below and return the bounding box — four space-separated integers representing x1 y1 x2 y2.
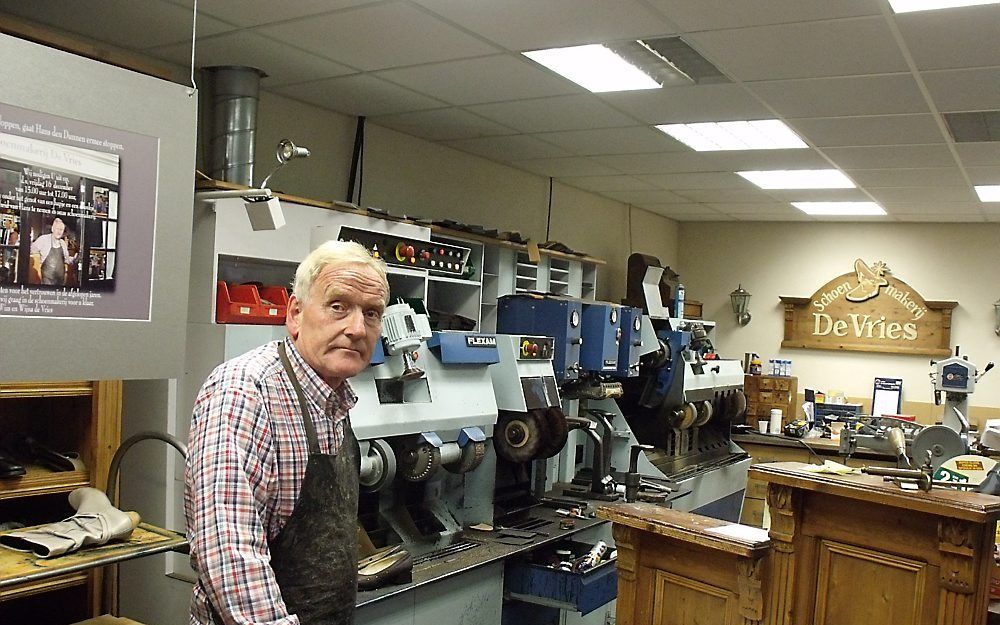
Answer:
216 281 289 325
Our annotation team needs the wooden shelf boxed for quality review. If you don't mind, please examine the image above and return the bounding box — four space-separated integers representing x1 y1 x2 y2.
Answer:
0 571 88 601
0 382 94 399
427 274 480 286
0 465 90 500
0 523 187 592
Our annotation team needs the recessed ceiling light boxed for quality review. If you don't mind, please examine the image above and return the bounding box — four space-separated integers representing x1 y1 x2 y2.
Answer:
793 202 886 216
889 0 998 12
737 170 855 189
523 44 661 93
975 185 1000 201
656 120 807 151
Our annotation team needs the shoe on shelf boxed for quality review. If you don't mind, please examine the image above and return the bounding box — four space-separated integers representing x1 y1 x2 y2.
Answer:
357 548 413 591
2 433 82 472
0 452 26 479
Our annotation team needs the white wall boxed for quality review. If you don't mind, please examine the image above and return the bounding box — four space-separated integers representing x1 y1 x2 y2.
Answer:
678 222 1000 413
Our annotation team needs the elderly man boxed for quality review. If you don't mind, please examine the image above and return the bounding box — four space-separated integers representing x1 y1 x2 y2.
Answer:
30 217 76 285
185 240 389 625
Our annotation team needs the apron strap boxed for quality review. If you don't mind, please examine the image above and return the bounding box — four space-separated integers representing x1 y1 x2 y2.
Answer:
278 341 321 456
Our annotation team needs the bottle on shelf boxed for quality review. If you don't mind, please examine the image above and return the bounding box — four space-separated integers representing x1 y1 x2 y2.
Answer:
673 283 685 319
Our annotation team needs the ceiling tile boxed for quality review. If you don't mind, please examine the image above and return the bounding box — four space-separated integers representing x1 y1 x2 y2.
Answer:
747 74 928 118
466 95 637 133
868 187 977 203
0 0 235 49
892 213 985 222
845 168 968 187
512 157 620 177
272 74 446 116
701 149 832 171
674 188 778 203
440 134 569 160
895 6 1000 71
645 0 878 31
706 202 793 214
533 127 685 155
600 84 770 124
412 0 678 50
372 108 517 141
966 166 1000 184
687 17 907 82
823 145 956 169
955 143 1000 167
187 0 380 28
374 55 579 105
602 189 693 204
256 2 498 71
788 114 946 147
765 188 871 202
734 212 813 221
594 152 725 174
640 204 726 219
879 201 985 214
922 67 1000 113
637 172 753 190
557 176 661 192
148 31 355 86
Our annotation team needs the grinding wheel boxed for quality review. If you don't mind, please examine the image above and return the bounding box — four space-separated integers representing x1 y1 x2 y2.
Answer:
669 402 697 429
911 425 966 470
494 410 548 464
730 390 748 421
397 441 442 482
693 400 714 427
444 440 487 474
538 406 570 458
359 438 396 492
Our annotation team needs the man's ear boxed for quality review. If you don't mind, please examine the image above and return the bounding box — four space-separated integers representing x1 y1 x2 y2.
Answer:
286 295 302 339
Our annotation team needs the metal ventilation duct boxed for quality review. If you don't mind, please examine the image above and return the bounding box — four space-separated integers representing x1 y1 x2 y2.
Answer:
202 66 266 186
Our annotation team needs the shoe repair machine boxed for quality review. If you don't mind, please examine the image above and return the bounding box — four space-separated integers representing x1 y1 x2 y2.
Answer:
840 347 994 472
496 254 751 521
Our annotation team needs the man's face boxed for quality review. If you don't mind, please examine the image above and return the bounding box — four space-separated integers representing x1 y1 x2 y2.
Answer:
286 262 387 388
51 221 65 239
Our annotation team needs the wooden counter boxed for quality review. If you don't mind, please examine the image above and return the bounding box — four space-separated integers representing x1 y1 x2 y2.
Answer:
597 503 771 625
750 462 1000 625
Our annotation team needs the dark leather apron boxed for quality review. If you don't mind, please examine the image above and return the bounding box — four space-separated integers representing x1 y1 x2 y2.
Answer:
209 342 359 624
41 239 65 285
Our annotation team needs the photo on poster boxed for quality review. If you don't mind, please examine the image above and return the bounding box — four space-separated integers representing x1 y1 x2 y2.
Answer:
0 132 120 291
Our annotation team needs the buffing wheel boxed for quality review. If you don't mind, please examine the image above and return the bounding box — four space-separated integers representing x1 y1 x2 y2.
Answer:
397 441 441 482
538 406 569 458
694 400 714 427
494 410 549 464
730 390 748 421
444 440 487 474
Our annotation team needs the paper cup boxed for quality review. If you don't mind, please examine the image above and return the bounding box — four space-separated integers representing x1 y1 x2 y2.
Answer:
758 420 769 434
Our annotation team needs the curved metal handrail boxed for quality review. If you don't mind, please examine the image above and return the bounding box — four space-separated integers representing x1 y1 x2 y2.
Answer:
106 431 188 506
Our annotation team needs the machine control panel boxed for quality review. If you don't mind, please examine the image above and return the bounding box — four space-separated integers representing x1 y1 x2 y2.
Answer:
338 226 471 276
517 336 554 360
940 361 973 391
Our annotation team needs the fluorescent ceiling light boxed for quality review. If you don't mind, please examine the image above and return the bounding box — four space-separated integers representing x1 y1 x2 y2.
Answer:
975 185 1000 201
523 44 661 93
737 169 855 189
656 120 807 151
793 202 886 216
889 0 999 13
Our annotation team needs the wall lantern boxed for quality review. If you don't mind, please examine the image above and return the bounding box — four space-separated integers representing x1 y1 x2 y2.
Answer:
731 285 752 326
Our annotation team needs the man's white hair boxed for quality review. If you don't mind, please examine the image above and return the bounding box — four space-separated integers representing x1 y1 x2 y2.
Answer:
292 240 388 304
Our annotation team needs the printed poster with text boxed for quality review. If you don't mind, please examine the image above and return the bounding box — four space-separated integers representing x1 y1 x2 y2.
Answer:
0 103 158 321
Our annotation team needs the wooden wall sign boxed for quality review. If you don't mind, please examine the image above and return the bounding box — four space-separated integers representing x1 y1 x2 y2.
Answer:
779 259 957 357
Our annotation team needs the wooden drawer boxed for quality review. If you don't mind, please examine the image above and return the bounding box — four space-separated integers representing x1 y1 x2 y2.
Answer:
758 391 774 404
759 377 775 391
775 378 791 392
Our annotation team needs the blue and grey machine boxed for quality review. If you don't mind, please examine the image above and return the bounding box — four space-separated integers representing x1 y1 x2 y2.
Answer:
353 300 501 554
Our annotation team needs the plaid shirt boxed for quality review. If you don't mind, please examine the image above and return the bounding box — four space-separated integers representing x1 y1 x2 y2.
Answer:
184 338 357 625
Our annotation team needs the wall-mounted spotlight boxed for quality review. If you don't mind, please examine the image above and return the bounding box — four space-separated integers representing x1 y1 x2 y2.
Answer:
730 284 752 326
994 298 1000 336
196 139 312 232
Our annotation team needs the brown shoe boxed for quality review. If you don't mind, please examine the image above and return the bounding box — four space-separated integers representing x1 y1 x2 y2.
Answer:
357 549 413 591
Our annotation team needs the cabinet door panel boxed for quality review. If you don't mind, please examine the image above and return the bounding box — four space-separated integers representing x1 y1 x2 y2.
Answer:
813 539 932 625
652 570 738 625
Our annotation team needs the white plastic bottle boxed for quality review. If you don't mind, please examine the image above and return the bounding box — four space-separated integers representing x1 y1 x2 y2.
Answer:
674 283 685 319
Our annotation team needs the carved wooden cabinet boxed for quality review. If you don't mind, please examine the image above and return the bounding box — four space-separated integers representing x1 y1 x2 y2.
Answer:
751 462 1000 625
597 503 771 625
